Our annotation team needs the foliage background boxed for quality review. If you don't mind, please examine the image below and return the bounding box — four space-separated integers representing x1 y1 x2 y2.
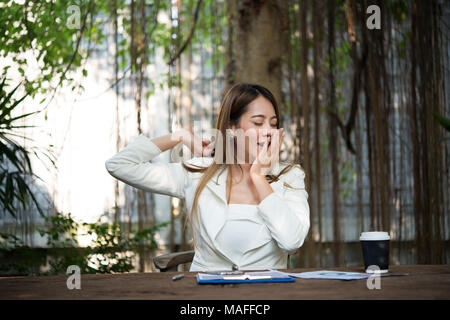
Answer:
0 0 449 274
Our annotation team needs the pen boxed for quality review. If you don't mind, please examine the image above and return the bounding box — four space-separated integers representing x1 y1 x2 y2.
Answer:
172 273 184 281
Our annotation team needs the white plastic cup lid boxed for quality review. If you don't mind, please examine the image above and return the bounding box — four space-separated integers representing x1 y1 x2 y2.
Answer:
359 231 390 241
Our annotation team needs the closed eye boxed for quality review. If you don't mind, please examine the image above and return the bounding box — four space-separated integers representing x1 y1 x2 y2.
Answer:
253 123 278 127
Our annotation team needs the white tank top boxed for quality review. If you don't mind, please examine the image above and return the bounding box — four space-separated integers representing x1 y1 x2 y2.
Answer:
215 203 264 264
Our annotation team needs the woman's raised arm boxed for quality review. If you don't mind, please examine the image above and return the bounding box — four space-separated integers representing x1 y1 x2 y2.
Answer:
105 129 201 199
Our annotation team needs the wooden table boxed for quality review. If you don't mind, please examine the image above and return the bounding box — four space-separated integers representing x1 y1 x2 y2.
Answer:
1 265 449 300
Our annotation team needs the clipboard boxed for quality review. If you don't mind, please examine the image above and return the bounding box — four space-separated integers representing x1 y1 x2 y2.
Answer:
196 271 295 284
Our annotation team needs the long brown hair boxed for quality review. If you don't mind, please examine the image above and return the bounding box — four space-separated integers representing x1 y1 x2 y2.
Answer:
181 83 301 243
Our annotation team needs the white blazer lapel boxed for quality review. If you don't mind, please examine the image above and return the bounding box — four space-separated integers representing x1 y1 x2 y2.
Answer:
203 165 228 242
205 165 228 206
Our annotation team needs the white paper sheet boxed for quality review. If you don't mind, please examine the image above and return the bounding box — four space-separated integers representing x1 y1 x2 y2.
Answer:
269 269 373 280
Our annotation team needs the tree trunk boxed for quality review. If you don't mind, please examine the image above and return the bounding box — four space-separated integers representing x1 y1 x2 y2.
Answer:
223 0 235 97
327 0 340 267
299 0 313 267
312 0 323 267
227 0 289 105
411 0 446 264
287 0 300 164
113 0 121 225
300 0 310 192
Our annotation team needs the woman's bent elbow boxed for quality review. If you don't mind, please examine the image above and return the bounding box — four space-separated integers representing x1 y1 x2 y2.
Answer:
105 158 117 175
279 222 310 252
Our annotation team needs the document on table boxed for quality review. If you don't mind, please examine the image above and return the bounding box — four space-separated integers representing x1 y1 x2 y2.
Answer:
196 271 295 284
269 269 373 280
270 269 409 280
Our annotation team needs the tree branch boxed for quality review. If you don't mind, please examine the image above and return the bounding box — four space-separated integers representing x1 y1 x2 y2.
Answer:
167 0 203 66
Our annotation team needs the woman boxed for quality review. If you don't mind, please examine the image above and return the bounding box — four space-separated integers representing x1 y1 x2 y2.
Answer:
105 83 310 271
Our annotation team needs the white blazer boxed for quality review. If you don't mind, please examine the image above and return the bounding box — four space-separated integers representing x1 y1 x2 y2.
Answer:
105 133 310 271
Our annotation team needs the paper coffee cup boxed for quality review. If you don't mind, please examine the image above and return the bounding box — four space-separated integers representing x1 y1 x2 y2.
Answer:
359 231 390 273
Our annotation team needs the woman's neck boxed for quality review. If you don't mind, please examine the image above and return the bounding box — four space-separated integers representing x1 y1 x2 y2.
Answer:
229 163 253 183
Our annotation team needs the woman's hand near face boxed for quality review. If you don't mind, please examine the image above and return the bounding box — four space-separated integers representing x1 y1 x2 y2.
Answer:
197 137 215 157
250 128 284 177
176 128 215 157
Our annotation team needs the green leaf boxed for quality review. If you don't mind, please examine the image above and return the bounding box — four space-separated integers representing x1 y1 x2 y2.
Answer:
433 113 450 132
